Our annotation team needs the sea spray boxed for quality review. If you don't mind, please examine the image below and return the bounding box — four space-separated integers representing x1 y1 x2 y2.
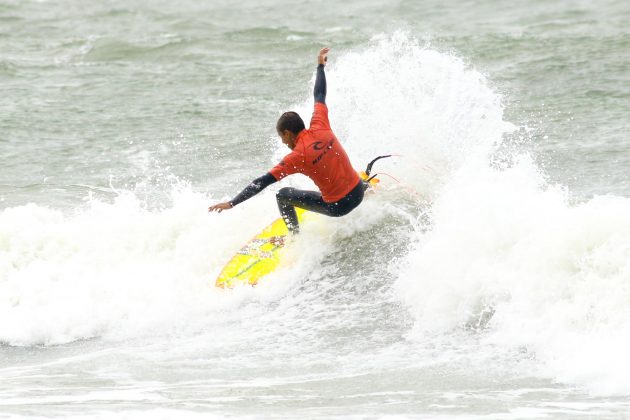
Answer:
0 188 274 346
375 34 630 394
273 32 512 200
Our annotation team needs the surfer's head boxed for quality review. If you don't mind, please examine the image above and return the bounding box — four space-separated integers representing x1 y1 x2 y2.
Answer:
276 112 305 150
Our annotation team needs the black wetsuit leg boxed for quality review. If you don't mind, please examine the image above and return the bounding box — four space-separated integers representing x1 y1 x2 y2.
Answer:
276 181 365 233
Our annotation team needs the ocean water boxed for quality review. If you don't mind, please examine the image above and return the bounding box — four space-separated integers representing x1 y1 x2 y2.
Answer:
1 0 630 418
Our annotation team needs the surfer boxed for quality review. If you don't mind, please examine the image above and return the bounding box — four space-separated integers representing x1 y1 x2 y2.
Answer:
208 47 365 233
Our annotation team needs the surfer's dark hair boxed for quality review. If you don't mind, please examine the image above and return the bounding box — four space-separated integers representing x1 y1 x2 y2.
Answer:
276 112 305 135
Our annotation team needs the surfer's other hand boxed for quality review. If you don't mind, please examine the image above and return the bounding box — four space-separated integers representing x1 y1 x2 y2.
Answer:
208 202 233 213
318 47 330 65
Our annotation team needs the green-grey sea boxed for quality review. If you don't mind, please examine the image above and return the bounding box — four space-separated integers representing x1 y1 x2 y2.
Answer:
1 0 630 418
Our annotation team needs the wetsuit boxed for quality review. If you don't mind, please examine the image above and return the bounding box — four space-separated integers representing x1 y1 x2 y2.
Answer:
229 64 364 233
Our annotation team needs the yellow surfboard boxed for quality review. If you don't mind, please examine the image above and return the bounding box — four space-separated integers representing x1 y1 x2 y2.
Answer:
215 172 378 288
215 208 307 288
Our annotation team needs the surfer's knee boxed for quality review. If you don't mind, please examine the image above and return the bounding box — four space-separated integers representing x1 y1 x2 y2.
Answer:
276 187 294 201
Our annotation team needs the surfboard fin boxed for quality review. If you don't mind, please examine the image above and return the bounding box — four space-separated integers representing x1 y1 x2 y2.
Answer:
364 155 393 176
361 155 393 185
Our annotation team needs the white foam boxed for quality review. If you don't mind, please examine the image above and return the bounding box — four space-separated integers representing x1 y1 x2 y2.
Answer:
276 31 512 200
0 186 289 346
371 34 630 395
0 177 386 346
398 155 630 394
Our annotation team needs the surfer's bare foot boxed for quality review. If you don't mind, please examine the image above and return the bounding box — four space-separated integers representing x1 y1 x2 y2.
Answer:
268 236 286 247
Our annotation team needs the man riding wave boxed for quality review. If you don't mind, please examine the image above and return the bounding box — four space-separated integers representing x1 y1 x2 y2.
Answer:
208 48 365 233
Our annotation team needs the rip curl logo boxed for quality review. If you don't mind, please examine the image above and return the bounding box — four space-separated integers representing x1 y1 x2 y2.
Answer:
311 139 335 164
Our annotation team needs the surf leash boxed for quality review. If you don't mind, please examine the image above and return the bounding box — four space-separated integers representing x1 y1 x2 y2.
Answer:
363 154 425 200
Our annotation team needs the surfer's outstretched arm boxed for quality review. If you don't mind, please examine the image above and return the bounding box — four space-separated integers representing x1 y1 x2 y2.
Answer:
208 173 277 213
229 173 277 206
314 48 329 104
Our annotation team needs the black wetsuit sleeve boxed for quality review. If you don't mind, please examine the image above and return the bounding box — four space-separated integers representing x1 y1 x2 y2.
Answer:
314 64 326 104
229 172 277 207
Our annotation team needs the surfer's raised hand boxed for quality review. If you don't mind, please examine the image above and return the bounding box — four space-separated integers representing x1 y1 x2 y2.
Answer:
208 202 233 213
318 47 330 65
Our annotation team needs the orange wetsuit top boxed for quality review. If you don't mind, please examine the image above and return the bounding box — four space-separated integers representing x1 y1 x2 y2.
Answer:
269 102 360 203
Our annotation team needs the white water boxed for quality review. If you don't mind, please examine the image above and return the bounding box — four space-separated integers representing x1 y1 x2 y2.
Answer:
2 33 630 416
